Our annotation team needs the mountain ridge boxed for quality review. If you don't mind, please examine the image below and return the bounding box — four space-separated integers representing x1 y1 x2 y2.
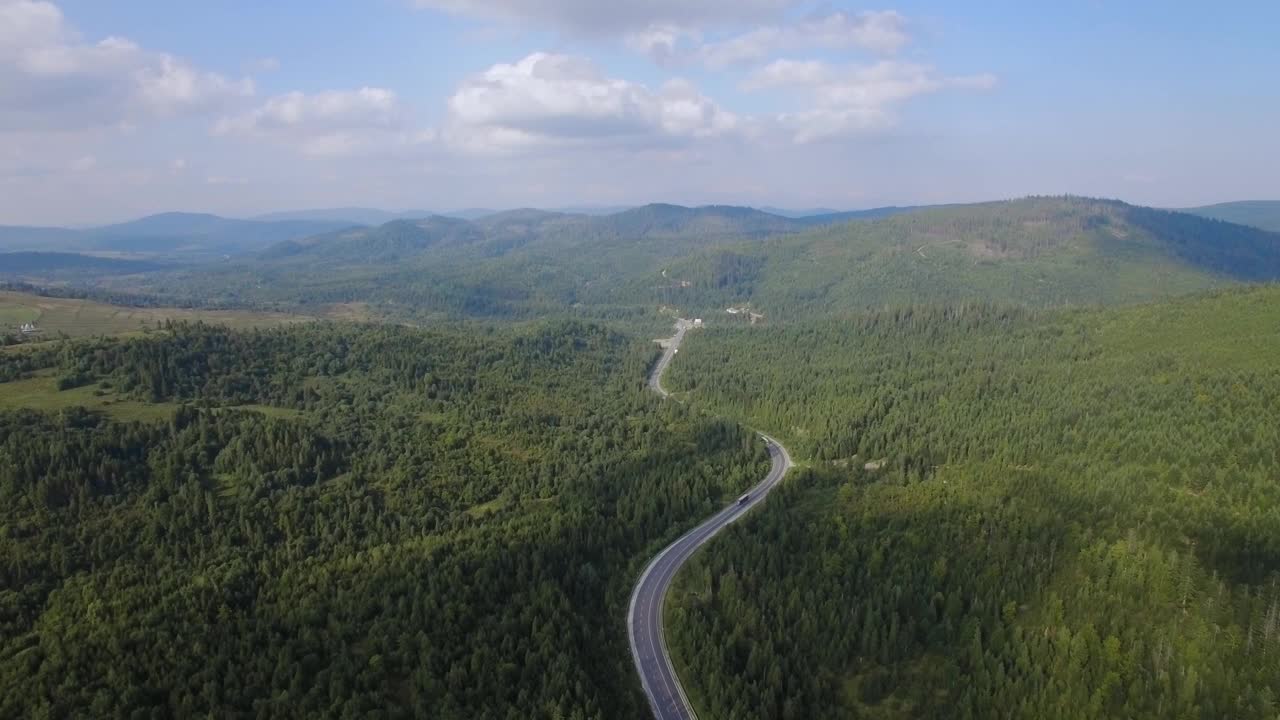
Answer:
0 214 360 257
1182 201 1280 233
111 196 1280 322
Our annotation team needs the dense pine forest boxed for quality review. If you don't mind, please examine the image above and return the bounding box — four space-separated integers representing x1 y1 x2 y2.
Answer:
663 287 1280 719
0 321 769 719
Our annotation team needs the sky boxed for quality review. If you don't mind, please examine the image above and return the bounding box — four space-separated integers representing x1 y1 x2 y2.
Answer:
0 0 1277 225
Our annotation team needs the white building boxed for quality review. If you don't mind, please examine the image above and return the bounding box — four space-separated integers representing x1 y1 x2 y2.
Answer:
693 319 703 327
19 322 38 334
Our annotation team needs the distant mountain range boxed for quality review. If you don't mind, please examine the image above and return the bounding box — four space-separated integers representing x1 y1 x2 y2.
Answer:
10 199 1280 321
96 196 1280 324
252 208 437 225
256 205 689 223
1181 201 1280 233
0 204 909 259
254 204 895 266
0 213 355 257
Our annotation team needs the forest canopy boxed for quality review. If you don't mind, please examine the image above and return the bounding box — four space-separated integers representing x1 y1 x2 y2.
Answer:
663 286 1280 719
0 320 767 719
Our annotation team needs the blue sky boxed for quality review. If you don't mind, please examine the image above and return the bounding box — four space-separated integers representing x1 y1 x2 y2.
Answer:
1 0 1276 224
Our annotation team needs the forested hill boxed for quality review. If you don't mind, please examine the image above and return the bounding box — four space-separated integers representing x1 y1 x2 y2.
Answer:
256 204 814 265
661 196 1280 315
0 320 768 718
664 286 1280 719
1183 201 1280 232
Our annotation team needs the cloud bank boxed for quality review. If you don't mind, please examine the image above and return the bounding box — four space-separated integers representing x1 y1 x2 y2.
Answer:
0 0 251 131
412 0 797 35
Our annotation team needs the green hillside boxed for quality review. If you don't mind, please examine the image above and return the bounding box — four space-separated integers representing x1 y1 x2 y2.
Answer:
1182 201 1280 233
661 197 1280 317
664 286 1280 719
260 216 484 263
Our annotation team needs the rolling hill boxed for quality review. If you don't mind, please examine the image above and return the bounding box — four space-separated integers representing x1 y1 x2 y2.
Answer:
0 203 911 265
1182 201 1280 232
253 207 436 225
75 197 1280 324
260 216 486 263
767 205 928 222
655 196 1280 315
253 204 816 266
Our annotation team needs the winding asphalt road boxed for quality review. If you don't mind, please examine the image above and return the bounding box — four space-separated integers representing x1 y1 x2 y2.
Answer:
646 319 690 398
628 320 794 720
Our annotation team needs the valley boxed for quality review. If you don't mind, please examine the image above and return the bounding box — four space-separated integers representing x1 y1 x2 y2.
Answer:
5 3 1278 718
2 196 1279 720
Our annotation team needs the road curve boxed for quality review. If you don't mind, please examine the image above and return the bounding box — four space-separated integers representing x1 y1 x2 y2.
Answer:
629 320 794 720
647 319 689 398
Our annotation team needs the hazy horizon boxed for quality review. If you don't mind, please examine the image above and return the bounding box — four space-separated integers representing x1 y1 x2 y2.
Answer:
16 196 1280 230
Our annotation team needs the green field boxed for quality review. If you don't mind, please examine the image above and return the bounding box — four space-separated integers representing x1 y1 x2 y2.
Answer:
0 372 305 423
0 290 310 341
0 373 178 421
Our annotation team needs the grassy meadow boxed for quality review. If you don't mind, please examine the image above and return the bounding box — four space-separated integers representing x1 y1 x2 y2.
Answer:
0 290 310 341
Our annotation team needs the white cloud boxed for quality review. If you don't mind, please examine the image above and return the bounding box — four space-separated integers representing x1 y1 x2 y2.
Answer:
414 2 908 69
445 52 738 152
695 11 909 68
412 0 795 35
745 59 997 142
218 88 400 134
216 87 434 157
0 0 252 131
744 59 833 88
